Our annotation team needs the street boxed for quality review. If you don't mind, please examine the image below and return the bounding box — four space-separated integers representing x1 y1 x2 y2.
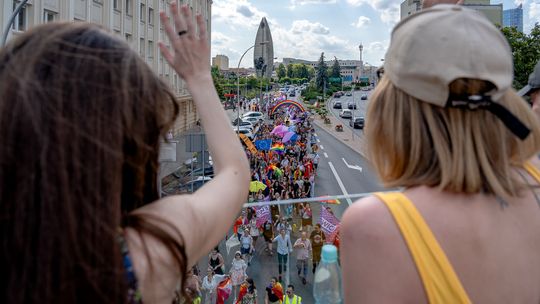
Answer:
196 96 385 303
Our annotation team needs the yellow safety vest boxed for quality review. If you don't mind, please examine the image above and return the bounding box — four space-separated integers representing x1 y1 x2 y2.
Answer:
284 295 302 304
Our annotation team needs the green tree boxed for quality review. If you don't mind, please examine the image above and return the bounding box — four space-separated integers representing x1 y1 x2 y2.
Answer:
316 52 328 91
501 23 540 89
277 63 286 79
286 64 294 78
296 64 310 79
330 56 341 78
211 66 225 98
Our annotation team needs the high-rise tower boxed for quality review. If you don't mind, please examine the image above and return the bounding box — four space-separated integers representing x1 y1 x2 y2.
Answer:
254 17 274 78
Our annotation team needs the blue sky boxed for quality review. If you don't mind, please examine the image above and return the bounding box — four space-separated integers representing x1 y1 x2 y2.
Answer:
210 0 539 68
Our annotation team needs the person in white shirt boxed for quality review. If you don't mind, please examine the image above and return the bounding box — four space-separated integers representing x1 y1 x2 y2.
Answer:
293 232 312 285
202 268 227 304
272 228 293 282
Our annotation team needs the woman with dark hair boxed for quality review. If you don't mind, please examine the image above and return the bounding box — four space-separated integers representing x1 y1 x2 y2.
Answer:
236 277 257 304
0 3 250 304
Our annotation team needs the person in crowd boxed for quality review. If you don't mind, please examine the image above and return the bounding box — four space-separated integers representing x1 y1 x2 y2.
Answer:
185 267 202 304
240 228 254 264
0 3 250 303
310 229 324 274
519 60 540 116
283 285 302 304
249 213 260 248
293 232 312 285
262 220 275 256
208 248 225 275
236 277 257 304
265 277 284 304
202 268 228 304
341 4 540 303
229 251 248 302
272 228 293 282
275 216 292 236
300 203 313 233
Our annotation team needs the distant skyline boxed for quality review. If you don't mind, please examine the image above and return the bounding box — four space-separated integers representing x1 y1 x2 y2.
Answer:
211 0 539 68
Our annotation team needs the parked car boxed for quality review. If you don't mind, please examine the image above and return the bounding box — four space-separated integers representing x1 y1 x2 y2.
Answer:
347 102 357 109
289 91 296 97
232 119 254 130
178 176 212 193
334 92 343 98
339 109 353 119
243 117 259 124
178 166 215 184
349 116 365 129
361 94 368 100
346 91 352 96
242 111 264 121
333 101 342 109
234 127 254 140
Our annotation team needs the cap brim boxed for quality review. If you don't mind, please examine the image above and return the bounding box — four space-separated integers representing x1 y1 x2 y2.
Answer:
518 84 532 96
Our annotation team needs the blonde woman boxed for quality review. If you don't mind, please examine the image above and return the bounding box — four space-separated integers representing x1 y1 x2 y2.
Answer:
342 4 540 304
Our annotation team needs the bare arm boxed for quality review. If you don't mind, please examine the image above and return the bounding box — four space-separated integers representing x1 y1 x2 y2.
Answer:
125 2 249 302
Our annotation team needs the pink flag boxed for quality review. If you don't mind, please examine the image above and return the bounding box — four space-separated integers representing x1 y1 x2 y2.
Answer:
319 207 340 242
255 205 272 227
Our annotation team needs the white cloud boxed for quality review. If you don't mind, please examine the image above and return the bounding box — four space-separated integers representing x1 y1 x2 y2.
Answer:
351 16 371 28
346 0 400 25
291 0 337 5
212 0 275 29
291 20 330 35
530 2 540 26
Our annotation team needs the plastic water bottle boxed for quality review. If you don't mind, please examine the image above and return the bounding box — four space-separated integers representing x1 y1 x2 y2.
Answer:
313 244 343 304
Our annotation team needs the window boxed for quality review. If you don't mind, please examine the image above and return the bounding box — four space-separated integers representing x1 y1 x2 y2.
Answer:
125 33 132 43
140 3 145 22
113 0 120 10
125 0 132 16
148 41 154 59
12 1 27 31
148 8 154 25
43 10 57 23
139 38 145 57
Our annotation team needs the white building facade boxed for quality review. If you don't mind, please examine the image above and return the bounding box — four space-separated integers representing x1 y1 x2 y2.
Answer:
1 0 212 135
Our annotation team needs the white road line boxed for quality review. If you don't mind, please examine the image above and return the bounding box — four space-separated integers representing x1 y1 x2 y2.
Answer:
320 145 325 150
324 152 329 158
314 133 317 136
328 162 353 205
317 138 321 143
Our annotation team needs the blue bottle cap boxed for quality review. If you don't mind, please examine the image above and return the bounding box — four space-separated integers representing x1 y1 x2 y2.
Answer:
321 244 338 263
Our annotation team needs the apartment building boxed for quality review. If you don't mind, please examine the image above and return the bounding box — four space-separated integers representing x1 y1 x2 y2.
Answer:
212 54 229 70
400 0 502 25
0 0 212 135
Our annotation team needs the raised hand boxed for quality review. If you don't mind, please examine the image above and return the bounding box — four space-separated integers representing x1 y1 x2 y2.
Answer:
422 0 463 9
158 2 210 84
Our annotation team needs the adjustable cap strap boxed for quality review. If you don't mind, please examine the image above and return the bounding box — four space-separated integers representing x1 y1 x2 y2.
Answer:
447 95 531 140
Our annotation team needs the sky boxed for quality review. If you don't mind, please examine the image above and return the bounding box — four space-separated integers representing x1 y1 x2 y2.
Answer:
210 0 540 68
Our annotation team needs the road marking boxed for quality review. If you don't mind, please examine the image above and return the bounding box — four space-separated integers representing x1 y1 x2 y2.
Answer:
320 145 324 150
328 162 353 205
324 152 328 158
317 138 321 143
314 133 317 136
342 158 363 172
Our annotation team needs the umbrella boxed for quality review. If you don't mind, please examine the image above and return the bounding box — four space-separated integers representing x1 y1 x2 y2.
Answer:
288 125 297 132
271 125 289 136
250 181 267 192
273 167 284 177
282 131 297 143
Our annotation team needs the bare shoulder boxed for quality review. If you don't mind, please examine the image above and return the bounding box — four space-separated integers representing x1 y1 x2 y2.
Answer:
341 195 425 303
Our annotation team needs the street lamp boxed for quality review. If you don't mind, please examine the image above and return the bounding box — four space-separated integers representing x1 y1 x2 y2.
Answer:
1 0 30 46
236 41 268 134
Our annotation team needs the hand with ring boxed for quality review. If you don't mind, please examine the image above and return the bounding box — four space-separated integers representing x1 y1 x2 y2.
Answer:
158 2 210 85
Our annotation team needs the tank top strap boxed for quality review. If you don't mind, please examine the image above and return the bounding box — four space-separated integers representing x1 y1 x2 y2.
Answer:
523 161 540 184
374 192 471 304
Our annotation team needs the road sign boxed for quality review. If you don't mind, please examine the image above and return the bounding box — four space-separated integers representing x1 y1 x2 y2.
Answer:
185 133 207 152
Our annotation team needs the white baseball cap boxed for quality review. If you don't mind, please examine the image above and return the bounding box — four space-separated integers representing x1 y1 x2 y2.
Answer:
384 4 530 139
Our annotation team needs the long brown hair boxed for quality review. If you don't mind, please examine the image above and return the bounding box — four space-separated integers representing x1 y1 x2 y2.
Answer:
0 22 186 303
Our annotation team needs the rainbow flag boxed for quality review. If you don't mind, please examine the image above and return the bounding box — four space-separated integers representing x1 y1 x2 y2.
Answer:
271 143 285 154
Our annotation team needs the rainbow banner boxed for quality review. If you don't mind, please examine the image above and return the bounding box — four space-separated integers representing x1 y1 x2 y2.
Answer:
271 143 285 152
